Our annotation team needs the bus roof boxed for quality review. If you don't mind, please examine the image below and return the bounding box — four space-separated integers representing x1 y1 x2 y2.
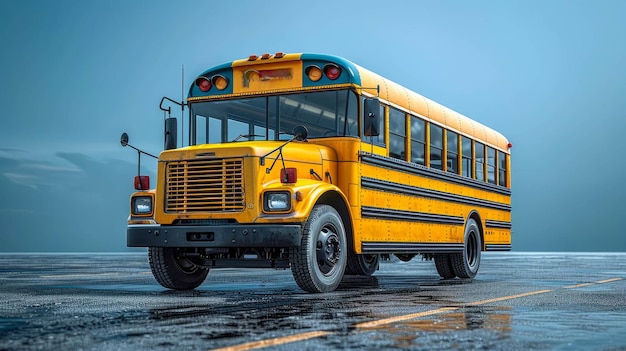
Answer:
189 53 510 152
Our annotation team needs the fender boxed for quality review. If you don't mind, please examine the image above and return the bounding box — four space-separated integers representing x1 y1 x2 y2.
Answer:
256 179 350 224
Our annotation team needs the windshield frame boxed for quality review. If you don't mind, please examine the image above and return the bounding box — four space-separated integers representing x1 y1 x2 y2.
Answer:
188 89 360 145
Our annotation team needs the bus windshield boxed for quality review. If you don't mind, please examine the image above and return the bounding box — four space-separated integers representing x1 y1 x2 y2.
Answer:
189 89 359 145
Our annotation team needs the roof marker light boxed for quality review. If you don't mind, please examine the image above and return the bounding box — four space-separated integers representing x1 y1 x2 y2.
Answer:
274 52 285 58
261 53 271 59
248 54 258 61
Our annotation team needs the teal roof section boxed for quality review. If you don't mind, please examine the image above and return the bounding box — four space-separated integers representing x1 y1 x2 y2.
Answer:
300 53 361 87
188 62 233 98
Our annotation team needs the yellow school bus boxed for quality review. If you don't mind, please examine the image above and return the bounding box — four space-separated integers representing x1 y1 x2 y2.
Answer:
125 52 511 293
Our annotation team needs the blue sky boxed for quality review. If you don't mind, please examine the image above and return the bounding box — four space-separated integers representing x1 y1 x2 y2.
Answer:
1 0 625 252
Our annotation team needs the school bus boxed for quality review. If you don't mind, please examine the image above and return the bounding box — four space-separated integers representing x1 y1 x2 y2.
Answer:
125 52 511 293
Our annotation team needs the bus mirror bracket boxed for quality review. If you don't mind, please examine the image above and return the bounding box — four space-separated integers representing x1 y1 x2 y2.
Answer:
363 97 380 137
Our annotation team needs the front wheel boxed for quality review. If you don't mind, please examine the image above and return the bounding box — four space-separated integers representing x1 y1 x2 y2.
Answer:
290 205 347 293
450 218 482 279
148 247 209 290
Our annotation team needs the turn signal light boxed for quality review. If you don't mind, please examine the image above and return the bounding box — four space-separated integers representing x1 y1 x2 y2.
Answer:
134 176 150 190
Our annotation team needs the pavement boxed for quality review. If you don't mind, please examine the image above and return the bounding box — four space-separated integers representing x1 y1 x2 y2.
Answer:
0 252 625 350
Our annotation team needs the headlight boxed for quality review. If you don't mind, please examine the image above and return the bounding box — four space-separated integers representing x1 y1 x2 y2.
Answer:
131 196 153 215
263 191 291 212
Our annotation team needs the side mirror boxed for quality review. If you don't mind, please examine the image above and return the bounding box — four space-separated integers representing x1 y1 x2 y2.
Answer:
363 98 380 137
164 117 177 150
120 133 129 147
292 125 308 141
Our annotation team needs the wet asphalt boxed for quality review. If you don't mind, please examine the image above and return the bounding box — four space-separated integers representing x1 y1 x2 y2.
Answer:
0 252 625 350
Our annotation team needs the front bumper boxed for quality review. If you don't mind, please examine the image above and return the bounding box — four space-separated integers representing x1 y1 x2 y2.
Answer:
127 224 303 248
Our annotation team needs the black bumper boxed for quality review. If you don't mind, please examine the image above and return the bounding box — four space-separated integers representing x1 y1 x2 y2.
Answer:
127 224 303 248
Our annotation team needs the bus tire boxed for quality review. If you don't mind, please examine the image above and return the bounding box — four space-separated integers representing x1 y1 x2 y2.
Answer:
148 247 209 290
451 218 481 279
290 205 347 293
434 254 456 279
346 253 379 276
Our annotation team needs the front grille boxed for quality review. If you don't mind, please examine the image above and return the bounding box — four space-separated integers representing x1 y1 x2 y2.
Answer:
165 158 245 212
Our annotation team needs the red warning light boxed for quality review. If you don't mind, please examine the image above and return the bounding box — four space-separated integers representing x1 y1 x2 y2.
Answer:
195 77 211 92
324 64 341 80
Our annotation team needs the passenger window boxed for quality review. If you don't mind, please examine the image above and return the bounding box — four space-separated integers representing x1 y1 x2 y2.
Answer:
389 108 406 160
487 147 496 184
410 116 425 165
430 124 443 170
446 130 458 174
475 142 485 181
462 136 472 178
498 151 507 186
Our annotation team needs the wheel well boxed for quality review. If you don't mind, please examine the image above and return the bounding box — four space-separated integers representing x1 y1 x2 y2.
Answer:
316 191 353 245
467 210 485 251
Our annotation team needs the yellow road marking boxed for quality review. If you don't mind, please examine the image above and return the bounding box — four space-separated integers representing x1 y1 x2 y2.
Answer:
209 278 623 351
355 307 460 329
465 289 553 306
564 277 623 289
211 331 331 351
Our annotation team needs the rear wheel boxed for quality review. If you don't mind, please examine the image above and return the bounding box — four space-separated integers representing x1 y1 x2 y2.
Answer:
290 205 347 293
148 247 209 290
346 253 379 276
434 253 456 279
451 218 482 279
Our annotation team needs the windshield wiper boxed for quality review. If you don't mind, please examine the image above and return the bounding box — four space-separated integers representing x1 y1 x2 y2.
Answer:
232 134 265 142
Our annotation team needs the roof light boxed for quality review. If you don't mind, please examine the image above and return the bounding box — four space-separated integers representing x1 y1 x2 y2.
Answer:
507 142 513 149
261 53 271 59
248 54 258 61
195 77 211 92
212 75 229 90
274 52 285 58
324 64 341 80
305 65 323 82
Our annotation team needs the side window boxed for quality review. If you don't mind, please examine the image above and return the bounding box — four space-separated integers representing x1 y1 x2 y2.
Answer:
487 147 496 184
430 124 443 170
461 136 472 178
389 108 406 160
410 116 425 165
446 130 458 174
498 151 507 186
475 142 485 181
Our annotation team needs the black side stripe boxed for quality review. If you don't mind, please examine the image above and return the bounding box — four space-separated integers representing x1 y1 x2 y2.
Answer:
362 242 464 254
360 152 511 196
485 220 512 229
362 206 464 225
485 244 512 251
362 177 511 212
